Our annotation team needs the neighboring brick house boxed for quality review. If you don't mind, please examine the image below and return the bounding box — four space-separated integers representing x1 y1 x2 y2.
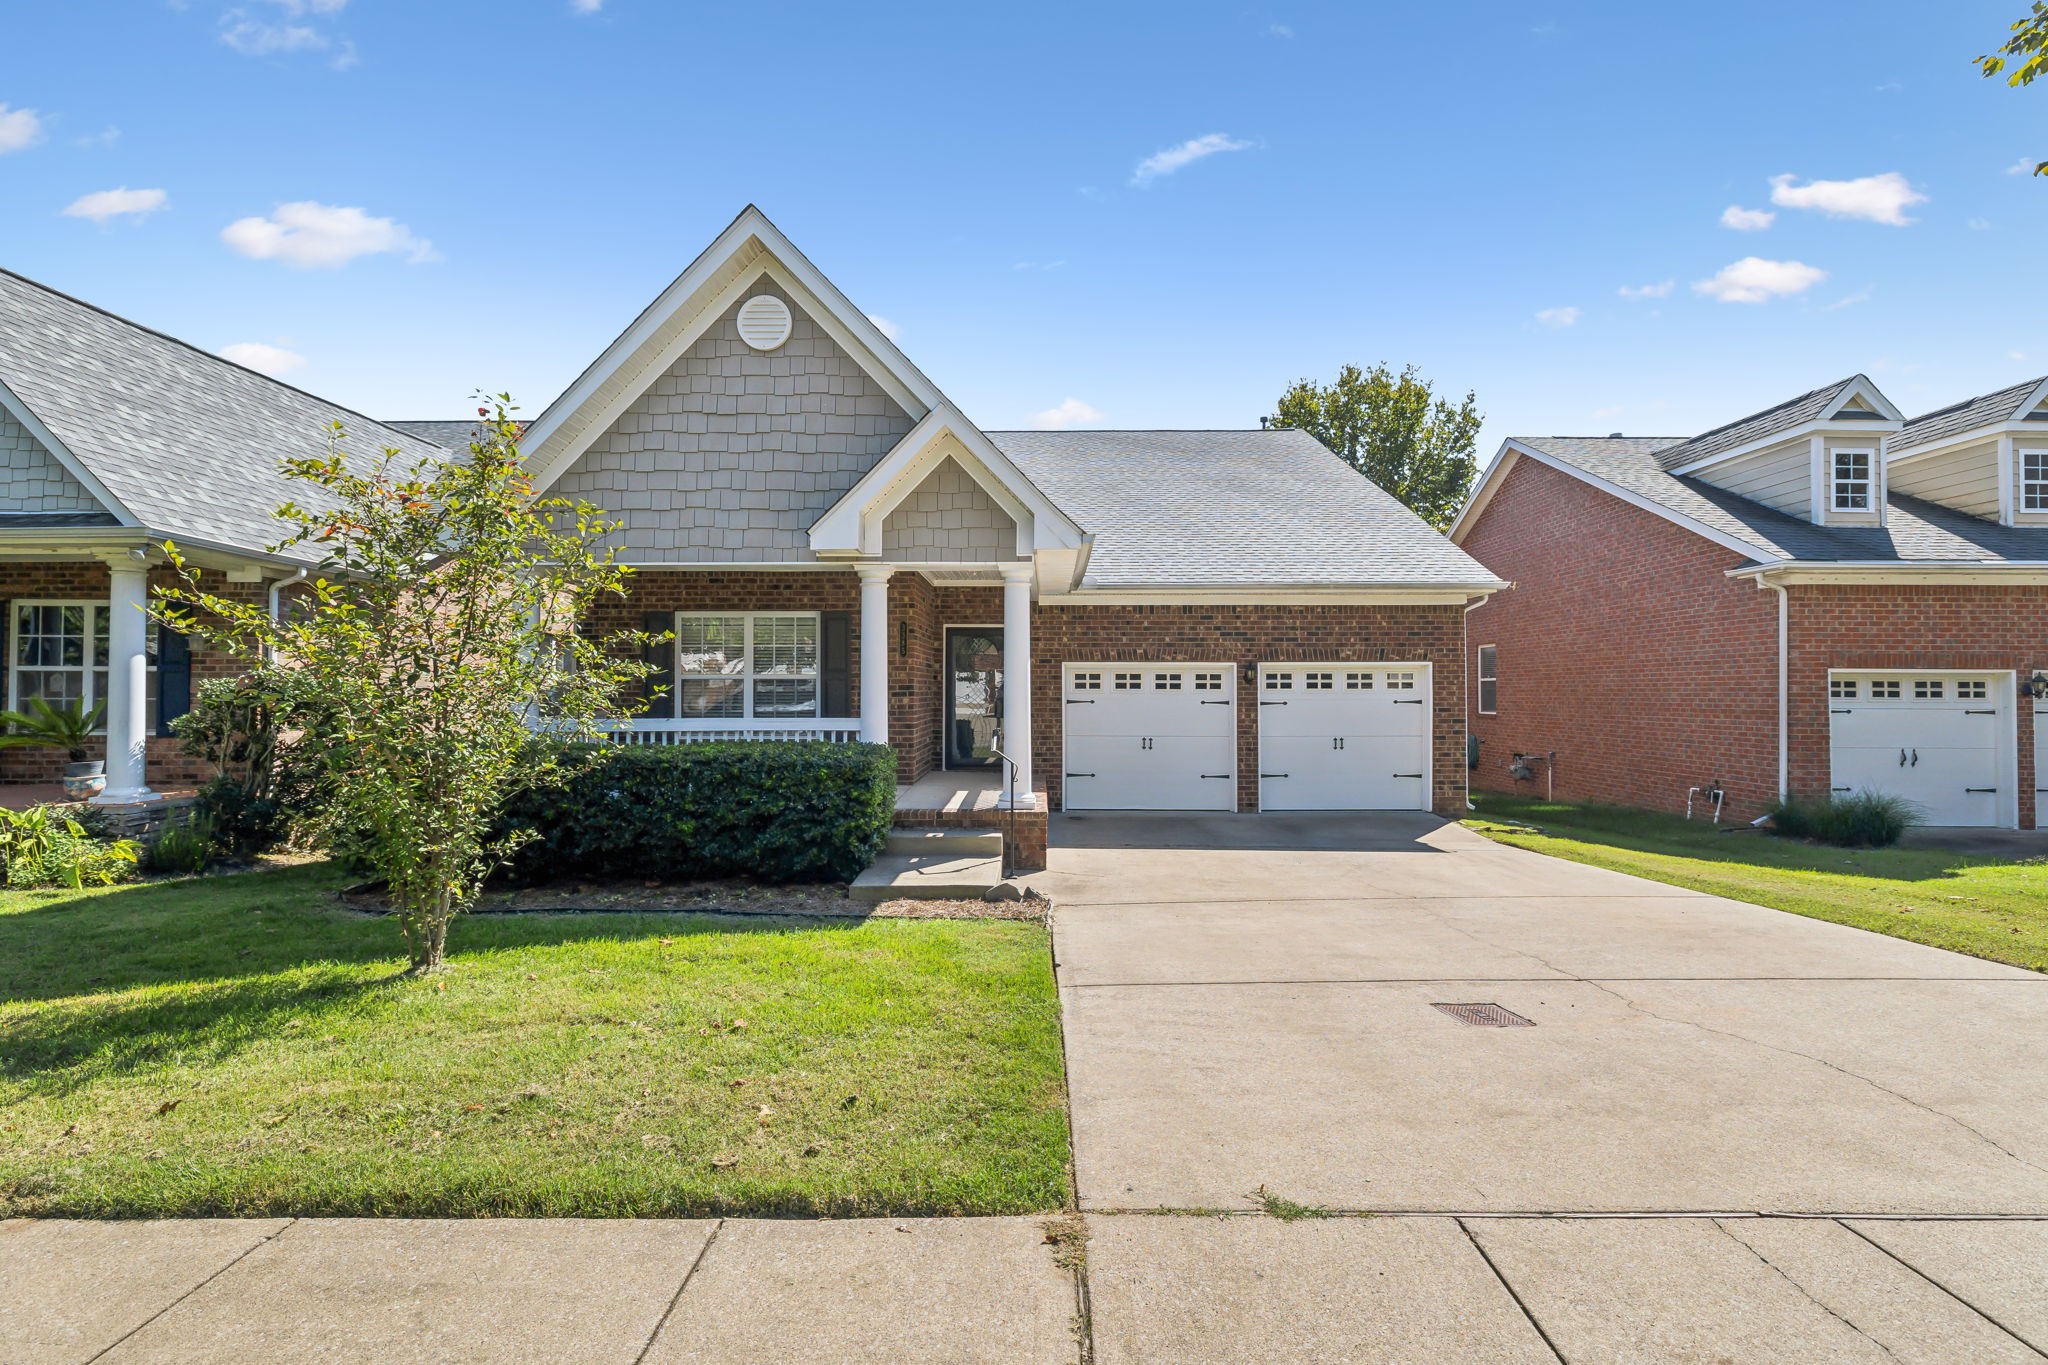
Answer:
0 206 1503 853
1453 375 2048 829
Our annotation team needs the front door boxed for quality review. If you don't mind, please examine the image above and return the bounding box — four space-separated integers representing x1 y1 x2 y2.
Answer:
945 627 1003 768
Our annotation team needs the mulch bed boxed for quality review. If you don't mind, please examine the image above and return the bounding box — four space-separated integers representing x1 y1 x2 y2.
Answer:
335 877 1046 922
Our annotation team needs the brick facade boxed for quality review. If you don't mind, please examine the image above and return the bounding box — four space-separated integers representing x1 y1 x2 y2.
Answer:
0 560 260 789
612 573 1474 817
1459 453 2048 826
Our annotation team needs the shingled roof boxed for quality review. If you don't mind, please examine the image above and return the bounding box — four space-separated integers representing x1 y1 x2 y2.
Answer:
1891 376 2048 454
990 429 1502 589
1512 436 2048 565
0 268 449 561
1651 377 1867 471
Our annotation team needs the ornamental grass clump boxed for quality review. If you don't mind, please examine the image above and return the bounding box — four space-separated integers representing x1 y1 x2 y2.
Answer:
153 398 658 972
1765 791 1920 848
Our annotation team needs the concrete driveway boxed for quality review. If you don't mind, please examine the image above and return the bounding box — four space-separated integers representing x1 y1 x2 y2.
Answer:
1039 811 2048 1217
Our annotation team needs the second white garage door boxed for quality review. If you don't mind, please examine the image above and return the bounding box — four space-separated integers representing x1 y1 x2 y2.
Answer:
1258 663 1432 811
1062 664 1237 810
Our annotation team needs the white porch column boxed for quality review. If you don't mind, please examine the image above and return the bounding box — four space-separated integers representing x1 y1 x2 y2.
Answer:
856 565 893 745
95 550 156 805
999 563 1038 809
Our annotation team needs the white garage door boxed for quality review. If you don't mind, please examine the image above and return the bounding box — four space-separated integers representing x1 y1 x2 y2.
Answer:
2036 697 2046 830
1062 664 1236 810
1828 672 2007 828
1258 664 1431 811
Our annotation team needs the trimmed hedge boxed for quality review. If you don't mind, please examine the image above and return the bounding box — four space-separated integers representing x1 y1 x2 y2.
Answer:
499 741 897 884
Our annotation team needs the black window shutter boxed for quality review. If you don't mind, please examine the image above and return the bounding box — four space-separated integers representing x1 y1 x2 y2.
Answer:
156 624 192 736
820 611 851 719
642 610 675 718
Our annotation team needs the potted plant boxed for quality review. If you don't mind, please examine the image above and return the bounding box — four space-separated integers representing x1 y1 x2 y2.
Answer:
0 698 110 800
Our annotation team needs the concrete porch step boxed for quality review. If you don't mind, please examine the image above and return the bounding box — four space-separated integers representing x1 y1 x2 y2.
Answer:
885 827 1004 857
850 851 1004 903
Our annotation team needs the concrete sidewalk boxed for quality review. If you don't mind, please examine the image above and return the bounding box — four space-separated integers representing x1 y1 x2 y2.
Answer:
6 1212 2046 1363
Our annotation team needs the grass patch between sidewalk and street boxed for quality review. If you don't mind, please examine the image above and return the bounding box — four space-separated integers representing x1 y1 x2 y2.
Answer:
0 864 1070 1219
1465 795 2048 973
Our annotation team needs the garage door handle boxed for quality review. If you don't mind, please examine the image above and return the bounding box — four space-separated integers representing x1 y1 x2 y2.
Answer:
1965 708 1996 715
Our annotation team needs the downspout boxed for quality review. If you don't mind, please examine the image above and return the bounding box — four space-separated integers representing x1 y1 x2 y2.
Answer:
1462 585 1509 811
1774 580 1789 802
266 567 308 661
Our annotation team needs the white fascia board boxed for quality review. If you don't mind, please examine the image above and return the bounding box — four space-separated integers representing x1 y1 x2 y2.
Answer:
1447 443 1516 543
1821 374 1906 422
0 374 140 527
809 406 1085 556
523 206 948 495
1732 561 2048 587
1041 584 1503 607
1477 439 1776 563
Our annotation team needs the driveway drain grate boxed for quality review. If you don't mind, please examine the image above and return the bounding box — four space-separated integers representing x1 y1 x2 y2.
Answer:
1432 1002 1535 1028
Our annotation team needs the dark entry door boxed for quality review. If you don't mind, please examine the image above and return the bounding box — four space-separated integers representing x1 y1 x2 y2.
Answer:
945 627 1003 768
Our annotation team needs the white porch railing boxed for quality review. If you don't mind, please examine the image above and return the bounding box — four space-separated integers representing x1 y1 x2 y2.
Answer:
592 718 865 746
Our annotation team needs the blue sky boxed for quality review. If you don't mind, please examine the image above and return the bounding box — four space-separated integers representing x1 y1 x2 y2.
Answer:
3 1 2043 460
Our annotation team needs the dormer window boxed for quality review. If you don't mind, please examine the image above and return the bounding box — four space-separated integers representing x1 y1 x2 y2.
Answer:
1831 448 1873 511
2024 449 2048 513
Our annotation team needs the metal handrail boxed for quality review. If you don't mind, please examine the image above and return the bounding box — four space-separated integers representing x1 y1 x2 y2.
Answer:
988 735 1018 880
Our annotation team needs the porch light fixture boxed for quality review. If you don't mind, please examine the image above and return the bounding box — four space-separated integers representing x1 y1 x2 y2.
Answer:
2028 671 2048 700
898 620 908 658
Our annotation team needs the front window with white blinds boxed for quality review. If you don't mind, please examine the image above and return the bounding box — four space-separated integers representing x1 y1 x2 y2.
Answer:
674 612 819 719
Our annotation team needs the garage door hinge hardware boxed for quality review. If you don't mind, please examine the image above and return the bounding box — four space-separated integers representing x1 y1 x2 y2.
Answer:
1831 708 1852 714
1201 773 1229 779
1394 772 1424 779
1966 787 1997 793
1065 772 1095 779
1259 700 1287 706
1432 1002 1535 1028
1965 708 1996 715
1065 698 1093 704
1200 699 1229 705
1833 786 1851 792
1394 699 1424 705
1261 772 1289 779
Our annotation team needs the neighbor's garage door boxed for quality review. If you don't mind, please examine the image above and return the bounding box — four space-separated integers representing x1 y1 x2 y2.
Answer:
1258 664 1431 811
1829 672 2007 827
1062 664 1236 810
2035 695 2046 830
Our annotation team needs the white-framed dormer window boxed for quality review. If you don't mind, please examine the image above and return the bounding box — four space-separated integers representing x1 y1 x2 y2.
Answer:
2023 448 2048 513
673 612 818 720
1477 645 1498 715
8 601 158 732
1831 448 1874 512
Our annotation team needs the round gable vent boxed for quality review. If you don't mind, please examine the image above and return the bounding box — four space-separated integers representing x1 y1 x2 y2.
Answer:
735 295 793 351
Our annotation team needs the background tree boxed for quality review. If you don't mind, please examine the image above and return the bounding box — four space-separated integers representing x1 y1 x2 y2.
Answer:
1978 2 2047 175
154 398 655 972
1270 363 1482 530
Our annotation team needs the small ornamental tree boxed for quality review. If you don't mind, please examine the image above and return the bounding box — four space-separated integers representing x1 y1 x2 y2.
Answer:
1269 362 1483 532
153 398 657 972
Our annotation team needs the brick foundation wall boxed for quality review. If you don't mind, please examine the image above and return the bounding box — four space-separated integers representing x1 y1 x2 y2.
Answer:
0 561 261 789
1029 600 1470 815
1457 455 1781 820
1787 584 2048 828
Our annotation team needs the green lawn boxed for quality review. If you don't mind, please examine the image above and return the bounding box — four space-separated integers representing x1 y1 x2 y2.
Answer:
1465 795 2048 973
0 865 1070 1219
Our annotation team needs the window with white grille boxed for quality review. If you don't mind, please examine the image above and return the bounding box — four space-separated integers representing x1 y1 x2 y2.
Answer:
675 613 818 719
1830 679 1857 699
1154 672 1183 690
1265 673 1293 690
1871 680 1901 699
1193 672 1223 691
1831 448 1873 512
1346 672 1374 690
1914 679 1944 700
1957 680 1987 700
1386 671 1418 690
1304 671 1334 690
1072 672 1102 691
2025 449 2048 512
8 601 160 732
1113 672 1143 690
1477 646 1497 714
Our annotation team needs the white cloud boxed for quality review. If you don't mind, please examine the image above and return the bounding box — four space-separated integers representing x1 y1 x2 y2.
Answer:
1821 286 1873 312
1264 22 1293 38
219 14 326 55
2009 159 2037 176
219 342 307 376
221 201 437 268
866 314 901 341
571 0 603 11
1720 205 1776 231
1692 257 1828 304
74 125 120 149
2012 351 2028 362
0 104 45 154
1534 306 1580 329
1968 217 1991 231
1130 133 1255 186
1768 172 1926 226
1617 279 1674 300
1029 397 1106 430
62 187 169 224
